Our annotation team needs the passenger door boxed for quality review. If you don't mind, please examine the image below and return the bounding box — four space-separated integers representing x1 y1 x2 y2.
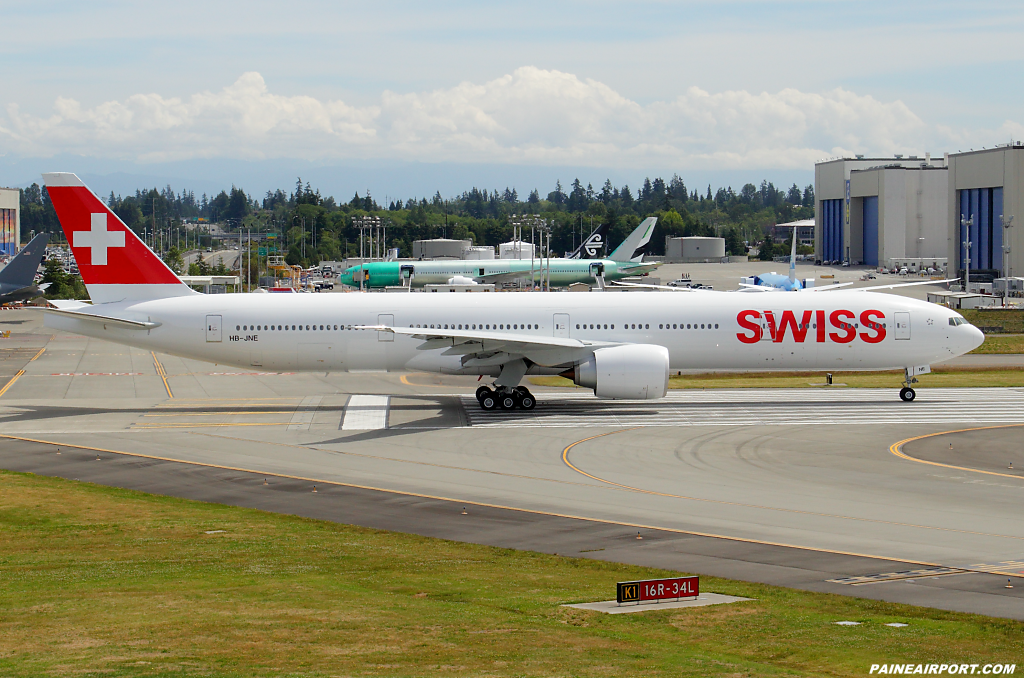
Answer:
205 315 222 342
553 313 570 338
894 312 911 340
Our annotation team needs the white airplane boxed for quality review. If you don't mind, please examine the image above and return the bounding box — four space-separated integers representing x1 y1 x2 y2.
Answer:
42 172 983 410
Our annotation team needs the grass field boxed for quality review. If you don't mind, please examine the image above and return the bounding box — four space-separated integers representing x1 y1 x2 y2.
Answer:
1 471 1022 676
962 309 1024 334
532 366 1024 390
970 334 1024 353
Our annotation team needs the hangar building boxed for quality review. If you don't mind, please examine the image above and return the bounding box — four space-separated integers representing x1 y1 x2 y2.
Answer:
0 188 20 256
946 145 1024 279
815 155 947 266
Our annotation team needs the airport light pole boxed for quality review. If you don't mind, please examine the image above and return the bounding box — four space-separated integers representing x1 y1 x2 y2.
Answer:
1002 214 1015 304
961 214 973 292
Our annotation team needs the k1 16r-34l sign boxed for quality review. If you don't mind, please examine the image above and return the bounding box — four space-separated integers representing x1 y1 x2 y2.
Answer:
617 576 699 604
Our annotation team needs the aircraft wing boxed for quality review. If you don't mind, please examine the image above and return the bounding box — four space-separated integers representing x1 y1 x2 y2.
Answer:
806 278 957 293
354 324 617 367
473 270 531 284
610 281 707 292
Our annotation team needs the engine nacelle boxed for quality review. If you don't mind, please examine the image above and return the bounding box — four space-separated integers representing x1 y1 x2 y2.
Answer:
568 344 669 400
447 275 478 285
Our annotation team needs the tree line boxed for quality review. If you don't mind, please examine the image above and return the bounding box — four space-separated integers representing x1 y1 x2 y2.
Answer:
19 175 814 268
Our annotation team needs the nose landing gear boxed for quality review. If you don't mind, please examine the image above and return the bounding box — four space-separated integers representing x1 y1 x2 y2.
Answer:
900 367 918 402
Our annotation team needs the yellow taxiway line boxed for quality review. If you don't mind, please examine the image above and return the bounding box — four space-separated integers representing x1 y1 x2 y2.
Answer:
561 428 1024 546
30 347 45 361
151 352 173 399
0 370 25 398
0 431 957 571
890 425 1024 482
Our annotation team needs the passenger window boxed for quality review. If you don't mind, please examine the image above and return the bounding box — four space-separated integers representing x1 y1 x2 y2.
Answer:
236 325 240 331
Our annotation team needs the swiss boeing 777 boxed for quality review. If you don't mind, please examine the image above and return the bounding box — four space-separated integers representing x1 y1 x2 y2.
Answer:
41 173 983 411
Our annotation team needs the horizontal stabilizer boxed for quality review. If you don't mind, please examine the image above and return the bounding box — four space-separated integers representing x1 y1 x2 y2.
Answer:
43 307 161 331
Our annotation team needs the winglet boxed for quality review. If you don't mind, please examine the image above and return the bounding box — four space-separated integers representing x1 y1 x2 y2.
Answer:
789 226 797 283
609 217 657 262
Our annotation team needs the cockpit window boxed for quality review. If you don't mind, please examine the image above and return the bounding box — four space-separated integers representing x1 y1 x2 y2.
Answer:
948 317 968 326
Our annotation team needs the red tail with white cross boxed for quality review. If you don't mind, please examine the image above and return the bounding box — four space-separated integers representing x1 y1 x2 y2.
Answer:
43 173 194 304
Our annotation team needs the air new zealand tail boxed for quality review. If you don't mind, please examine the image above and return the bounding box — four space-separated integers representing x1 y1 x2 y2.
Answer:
0 233 50 304
566 222 609 259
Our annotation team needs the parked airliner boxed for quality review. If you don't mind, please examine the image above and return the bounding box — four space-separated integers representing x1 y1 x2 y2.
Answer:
337 218 657 289
41 173 983 410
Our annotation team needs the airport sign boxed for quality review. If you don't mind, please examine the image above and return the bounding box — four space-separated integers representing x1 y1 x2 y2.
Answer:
617 576 698 604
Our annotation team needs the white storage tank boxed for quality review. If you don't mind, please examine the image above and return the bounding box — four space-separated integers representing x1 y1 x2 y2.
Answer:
665 236 726 262
499 241 535 259
412 239 472 260
462 246 495 260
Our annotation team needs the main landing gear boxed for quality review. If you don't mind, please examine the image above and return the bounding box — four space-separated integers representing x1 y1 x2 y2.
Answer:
476 385 536 411
900 367 918 402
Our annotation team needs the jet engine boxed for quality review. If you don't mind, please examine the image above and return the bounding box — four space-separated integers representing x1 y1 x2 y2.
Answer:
447 276 478 285
563 344 669 399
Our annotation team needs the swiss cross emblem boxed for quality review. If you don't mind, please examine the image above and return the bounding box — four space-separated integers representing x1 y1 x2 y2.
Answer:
74 213 126 265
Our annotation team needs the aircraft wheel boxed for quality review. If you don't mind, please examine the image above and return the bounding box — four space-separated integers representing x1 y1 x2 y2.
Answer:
476 385 493 402
517 390 536 410
480 393 498 410
899 387 916 402
498 392 517 410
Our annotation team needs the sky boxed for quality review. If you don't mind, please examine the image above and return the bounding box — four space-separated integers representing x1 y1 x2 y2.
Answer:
2 0 1023 199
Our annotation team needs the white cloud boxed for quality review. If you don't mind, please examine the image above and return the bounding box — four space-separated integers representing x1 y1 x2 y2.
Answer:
0 68 969 169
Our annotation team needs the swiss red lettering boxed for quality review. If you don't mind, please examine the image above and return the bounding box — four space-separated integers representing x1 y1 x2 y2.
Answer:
736 310 762 344
763 311 778 341
737 308 887 345
829 309 857 343
860 310 886 343
773 310 813 343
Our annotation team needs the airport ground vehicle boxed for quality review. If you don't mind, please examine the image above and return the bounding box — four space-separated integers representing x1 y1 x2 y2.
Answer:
41 173 984 409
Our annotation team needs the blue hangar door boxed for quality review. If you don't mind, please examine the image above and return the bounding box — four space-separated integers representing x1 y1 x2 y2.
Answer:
862 196 879 267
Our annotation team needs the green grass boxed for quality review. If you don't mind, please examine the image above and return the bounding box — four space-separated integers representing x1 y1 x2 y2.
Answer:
533 366 1024 390
1 471 1022 676
970 334 1024 353
962 308 1024 334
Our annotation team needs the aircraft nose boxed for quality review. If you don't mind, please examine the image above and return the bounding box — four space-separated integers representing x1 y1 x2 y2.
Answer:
966 324 985 352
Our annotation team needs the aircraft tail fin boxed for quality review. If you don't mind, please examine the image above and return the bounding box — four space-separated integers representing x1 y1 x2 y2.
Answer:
567 222 609 259
609 217 657 262
788 226 797 283
0 233 48 288
42 173 196 304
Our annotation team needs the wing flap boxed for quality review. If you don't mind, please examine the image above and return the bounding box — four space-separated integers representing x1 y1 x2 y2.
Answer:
355 324 610 367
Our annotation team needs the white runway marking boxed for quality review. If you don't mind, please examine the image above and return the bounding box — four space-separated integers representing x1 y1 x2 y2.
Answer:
462 388 1024 428
287 395 323 431
341 395 390 430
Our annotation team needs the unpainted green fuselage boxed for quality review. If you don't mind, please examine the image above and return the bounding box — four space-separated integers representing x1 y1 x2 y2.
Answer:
337 258 659 288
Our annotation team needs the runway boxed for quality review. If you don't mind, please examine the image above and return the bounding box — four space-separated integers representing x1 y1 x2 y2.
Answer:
459 388 1024 428
1 308 1023 619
